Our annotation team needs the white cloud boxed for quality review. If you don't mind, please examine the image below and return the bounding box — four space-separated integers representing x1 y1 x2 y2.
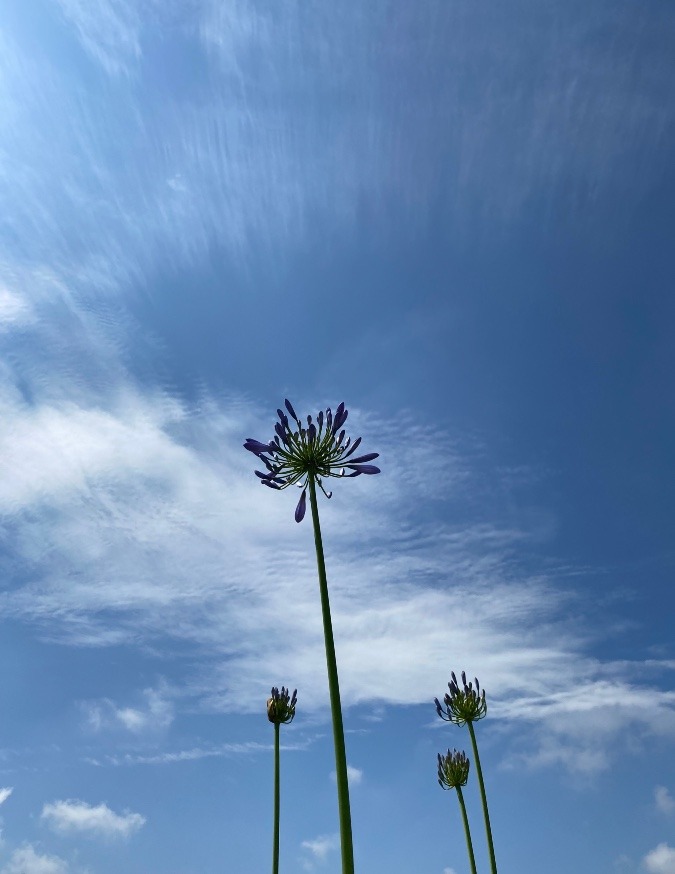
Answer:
83 685 174 735
330 765 362 786
1 388 674 778
443 868 458 874
301 834 338 862
0 844 69 874
0 287 32 329
643 843 675 874
0 788 13 806
656 786 675 815
41 800 145 839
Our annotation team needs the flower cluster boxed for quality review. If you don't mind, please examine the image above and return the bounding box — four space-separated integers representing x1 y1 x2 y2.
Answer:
244 400 380 522
267 687 298 725
437 749 470 790
435 672 487 726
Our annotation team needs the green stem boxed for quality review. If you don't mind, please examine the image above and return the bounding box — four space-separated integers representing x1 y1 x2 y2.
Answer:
468 721 497 874
272 722 280 874
308 477 355 874
455 786 478 874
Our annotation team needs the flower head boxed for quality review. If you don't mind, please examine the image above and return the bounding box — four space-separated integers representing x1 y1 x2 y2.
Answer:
434 671 487 726
244 400 380 522
437 748 470 790
267 686 298 725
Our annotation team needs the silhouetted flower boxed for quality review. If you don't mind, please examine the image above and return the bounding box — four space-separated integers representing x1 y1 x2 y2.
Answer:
244 400 380 522
267 686 298 725
435 671 487 726
437 749 470 790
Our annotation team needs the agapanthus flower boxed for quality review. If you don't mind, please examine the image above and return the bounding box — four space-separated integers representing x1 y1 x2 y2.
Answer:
435 672 487 726
244 400 380 522
267 686 298 725
437 749 471 790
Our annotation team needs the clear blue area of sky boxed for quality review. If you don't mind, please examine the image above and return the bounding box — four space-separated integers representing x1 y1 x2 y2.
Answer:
0 1 673 873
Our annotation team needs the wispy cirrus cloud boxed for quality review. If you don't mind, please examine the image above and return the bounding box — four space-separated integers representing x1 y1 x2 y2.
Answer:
87 736 314 767
52 0 142 76
2 0 674 320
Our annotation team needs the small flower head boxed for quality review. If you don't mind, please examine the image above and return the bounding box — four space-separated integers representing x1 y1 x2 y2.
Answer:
434 671 487 726
244 400 380 522
267 686 298 725
437 748 470 790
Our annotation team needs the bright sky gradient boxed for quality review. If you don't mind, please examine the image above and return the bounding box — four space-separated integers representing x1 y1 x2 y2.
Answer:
1 2 674 873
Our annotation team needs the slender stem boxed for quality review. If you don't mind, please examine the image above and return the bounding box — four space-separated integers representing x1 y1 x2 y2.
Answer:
272 722 280 874
308 477 355 874
455 786 478 874
468 721 497 874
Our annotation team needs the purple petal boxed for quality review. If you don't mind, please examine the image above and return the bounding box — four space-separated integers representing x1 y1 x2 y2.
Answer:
294 489 307 523
285 399 299 422
308 423 317 442
317 411 324 428
326 408 333 432
345 452 379 464
345 464 380 474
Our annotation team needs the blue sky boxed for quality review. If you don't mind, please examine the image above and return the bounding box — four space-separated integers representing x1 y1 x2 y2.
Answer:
0 0 674 872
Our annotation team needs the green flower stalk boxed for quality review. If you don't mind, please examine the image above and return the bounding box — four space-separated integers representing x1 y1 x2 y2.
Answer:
246 400 381 874
267 686 297 874
435 672 498 874
437 749 478 874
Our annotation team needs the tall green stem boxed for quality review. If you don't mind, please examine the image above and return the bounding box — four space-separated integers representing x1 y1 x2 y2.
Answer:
467 721 497 874
307 477 354 874
272 722 280 874
455 786 478 874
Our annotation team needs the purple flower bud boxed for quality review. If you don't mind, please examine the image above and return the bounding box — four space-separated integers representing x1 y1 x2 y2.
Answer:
337 429 345 446
332 402 347 433
308 423 317 443
285 399 299 422
344 453 379 464
275 422 288 444
318 411 324 428
344 464 380 474
277 409 289 428
295 489 307 523
341 436 362 459
262 480 281 490
244 439 272 456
